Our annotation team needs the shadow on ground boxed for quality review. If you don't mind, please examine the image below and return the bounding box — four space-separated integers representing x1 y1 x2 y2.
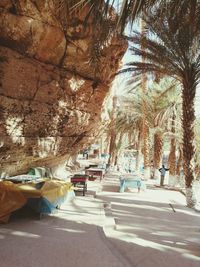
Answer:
97 191 200 267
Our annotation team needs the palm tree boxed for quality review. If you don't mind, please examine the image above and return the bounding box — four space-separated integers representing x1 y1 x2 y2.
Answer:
114 93 144 171
140 79 181 181
147 79 178 180
68 1 154 19
109 77 184 185
66 1 199 206
107 96 118 166
140 18 151 179
68 1 185 32
114 83 163 175
166 94 182 186
63 1 184 71
123 0 200 207
150 79 182 184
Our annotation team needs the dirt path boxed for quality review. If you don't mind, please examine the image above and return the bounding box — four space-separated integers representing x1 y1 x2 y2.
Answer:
97 174 200 267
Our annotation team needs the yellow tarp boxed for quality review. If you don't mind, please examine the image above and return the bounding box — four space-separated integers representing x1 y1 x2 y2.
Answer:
0 181 26 223
0 180 73 223
40 180 72 202
17 180 73 202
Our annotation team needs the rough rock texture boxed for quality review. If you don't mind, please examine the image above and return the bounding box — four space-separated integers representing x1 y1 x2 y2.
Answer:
0 0 127 175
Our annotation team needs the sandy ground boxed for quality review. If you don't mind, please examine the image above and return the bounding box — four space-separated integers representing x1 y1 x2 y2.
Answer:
97 174 200 267
0 171 200 267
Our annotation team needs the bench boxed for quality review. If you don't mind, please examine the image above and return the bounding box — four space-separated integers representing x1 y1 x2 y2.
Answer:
71 174 88 196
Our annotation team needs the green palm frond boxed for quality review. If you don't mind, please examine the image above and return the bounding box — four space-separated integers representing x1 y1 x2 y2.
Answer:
67 0 168 33
125 75 142 93
115 76 183 148
88 15 116 71
123 1 200 81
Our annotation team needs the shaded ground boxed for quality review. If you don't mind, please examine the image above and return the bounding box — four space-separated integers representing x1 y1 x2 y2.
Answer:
97 174 200 267
0 171 200 267
0 184 128 267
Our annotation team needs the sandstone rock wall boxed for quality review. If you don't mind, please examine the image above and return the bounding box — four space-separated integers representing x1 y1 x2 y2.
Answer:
0 0 127 175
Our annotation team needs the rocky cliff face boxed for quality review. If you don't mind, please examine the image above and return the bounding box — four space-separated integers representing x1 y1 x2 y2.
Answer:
0 0 127 176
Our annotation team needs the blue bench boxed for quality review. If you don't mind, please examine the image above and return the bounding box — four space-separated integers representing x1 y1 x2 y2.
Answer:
119 177 146 193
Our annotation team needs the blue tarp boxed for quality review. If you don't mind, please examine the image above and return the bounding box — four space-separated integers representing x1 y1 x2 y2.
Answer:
119 178 146 193
26 190 75 214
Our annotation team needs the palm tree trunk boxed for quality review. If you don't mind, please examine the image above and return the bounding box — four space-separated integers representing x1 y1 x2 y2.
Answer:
153 132 163 179
182 76 196 207
128 131 132 145
168 111 176 186
176 148 183 175
114 153 118 166
141 19 150 179
168 138 176 186
100 136 103 156
108 132 116 166
113 131 123 167
105 135 110 154
135 131 143 171
176 148 184 187
108 96 117 167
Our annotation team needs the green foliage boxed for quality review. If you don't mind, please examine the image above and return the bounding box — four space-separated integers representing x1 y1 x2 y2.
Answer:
106 77 183 164
123 0 200 82
66 0 170 33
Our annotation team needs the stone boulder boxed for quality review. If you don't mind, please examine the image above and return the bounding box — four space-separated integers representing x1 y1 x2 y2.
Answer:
0 0 127 175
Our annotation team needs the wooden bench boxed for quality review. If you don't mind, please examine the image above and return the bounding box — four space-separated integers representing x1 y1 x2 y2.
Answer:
71 175 88 196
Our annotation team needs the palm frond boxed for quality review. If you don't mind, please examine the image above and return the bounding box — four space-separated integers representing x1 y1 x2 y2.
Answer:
123 0 200 82
68 0 160 33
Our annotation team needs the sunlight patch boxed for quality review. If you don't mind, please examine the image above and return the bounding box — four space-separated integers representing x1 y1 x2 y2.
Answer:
113 201 165 212
69 77 85 92
151 231 175 237
55 227 85 233
58 100 68 109
5 116 25 145
183 253 200 261
35 137 60 157
11 231 40 238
